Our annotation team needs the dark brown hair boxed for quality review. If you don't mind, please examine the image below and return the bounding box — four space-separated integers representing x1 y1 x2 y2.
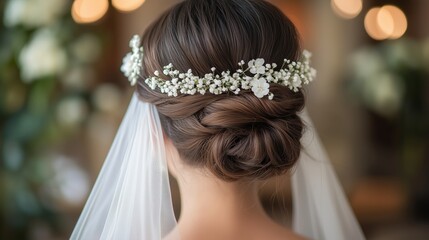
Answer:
137 0 305 181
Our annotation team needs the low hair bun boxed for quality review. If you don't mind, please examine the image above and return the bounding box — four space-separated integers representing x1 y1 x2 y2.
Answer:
200 86 305 180
150 86 305 181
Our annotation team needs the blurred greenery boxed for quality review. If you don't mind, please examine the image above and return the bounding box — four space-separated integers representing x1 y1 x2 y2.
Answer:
347 38 429 219
0 1 106 238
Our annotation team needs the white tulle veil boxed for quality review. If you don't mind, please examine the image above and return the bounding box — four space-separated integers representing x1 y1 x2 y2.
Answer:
70 92 365 240
292 110 365 239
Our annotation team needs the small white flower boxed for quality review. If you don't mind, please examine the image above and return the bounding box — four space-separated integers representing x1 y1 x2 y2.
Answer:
120 53 139 86
130 35 141 49
290 74 302 91
120 35 143 86
120 53 133 76
248 58 266 74
303 50 312 59
251 77 270 98
241 81 249 90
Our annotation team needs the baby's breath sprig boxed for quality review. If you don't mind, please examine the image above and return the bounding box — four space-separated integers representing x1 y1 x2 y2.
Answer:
121 35 317 100
120 35 144 86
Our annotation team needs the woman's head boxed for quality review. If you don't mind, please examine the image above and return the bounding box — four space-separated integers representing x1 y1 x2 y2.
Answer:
137 0 305 181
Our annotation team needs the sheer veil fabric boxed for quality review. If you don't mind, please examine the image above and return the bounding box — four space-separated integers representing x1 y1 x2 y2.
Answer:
71 93 365 240
292 110 365 240
71 94 177 239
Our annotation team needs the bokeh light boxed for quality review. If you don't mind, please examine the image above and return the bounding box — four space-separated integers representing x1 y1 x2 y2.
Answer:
331 0 362 19
377 7 395 37
382 5 408 39
365 7 389 40
364 6 408 40
72 0 109 24
112 0 146 12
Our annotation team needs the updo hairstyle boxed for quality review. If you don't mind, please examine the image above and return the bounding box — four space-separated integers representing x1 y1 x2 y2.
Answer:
137 0 305 181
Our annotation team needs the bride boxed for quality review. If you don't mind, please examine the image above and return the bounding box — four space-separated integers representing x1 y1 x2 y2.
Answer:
71 0 365 239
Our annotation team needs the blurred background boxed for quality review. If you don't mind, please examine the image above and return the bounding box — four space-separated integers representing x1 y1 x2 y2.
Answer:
0 0 428 239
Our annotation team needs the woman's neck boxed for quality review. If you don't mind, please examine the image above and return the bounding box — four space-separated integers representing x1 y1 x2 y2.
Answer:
175 168 273 239
164 140 304 240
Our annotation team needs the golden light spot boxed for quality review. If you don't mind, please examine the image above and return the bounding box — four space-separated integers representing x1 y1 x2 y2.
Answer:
382 5 408 39
377 7 395 36
331 0 362 19
112 0 145 12
364 6 408 40
72 0 109 24
364 8 390 40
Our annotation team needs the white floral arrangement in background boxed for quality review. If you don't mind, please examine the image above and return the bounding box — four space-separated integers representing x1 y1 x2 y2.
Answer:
121 35 316 100
1 0 110 235
19 28 68 82
349 39 429 117
4 0 68 27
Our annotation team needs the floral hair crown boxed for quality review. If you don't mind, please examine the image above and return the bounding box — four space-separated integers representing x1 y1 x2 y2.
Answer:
121 35 316 100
